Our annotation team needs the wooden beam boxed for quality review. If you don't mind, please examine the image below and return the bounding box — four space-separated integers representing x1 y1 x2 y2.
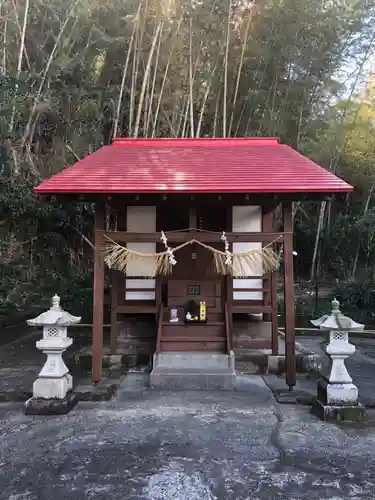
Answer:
38 191 335 206
102 230 285 243
283 201 296 389
92 201 105 383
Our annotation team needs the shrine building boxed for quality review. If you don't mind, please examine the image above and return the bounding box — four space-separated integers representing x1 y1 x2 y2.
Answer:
34 138 352 390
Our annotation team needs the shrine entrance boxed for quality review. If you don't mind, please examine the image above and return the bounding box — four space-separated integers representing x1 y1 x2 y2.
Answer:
159 203 228 352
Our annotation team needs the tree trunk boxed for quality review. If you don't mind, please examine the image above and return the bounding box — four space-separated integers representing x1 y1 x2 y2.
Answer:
310 201 326 282
352 185 373 279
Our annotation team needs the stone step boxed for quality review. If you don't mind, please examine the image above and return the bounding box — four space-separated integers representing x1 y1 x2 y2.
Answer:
150 352 236 390
153 351 235 370
150 367 235 390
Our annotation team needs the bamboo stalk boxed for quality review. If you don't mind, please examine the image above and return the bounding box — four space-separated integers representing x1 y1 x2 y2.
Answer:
352 184 374 278
161 105 178 136
213 87 221 137
310 201 326 282
129 3 143 137
113 2 142 139
196 64 216 137
223 0 232 138
1 7 6 74
145 19 163 137
143 63 150 137
228 7 252 137
181 96 190 137
175 99 185 137
152 16 183 138
10 0 30 69
188 13 194 138
21 0 81 148
133 21 162 138
9 0 29 135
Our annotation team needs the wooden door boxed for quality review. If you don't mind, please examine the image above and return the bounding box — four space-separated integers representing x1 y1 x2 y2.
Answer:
160 201 228 352
166 203 227 319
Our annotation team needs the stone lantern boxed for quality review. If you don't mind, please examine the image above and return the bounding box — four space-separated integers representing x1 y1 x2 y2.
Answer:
25 294 81 415
311 297 365 422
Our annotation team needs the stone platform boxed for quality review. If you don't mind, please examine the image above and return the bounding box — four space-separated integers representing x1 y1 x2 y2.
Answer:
312 399 365 422
25 392 77 415
150 351 236 390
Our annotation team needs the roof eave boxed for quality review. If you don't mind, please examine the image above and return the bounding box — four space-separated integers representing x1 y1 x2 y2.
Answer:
34 186 353 195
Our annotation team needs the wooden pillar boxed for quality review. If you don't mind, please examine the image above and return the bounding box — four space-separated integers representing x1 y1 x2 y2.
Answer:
282 201 296 389
225 205 233 348
110 271 120 354
92 201 105 383
110 204 126 354
271 269 278 355
189 202 197 272
263 206 278 354
189 202 197 229
262 209 273 322
155 203 164 324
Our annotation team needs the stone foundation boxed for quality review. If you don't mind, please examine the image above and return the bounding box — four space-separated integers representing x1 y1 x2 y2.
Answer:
25 392 77 415
235 352 320 375
74 347 319 378
116 317 156 355
233 319 272 349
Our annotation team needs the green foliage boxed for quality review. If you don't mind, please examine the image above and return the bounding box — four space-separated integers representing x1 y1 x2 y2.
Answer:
335 276 375 323
0 173 94 317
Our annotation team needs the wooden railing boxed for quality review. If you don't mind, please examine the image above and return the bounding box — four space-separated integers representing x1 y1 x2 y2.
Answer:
156 301 164 353
224 301 231 354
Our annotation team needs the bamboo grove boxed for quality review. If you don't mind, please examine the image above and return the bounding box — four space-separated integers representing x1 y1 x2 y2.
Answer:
1 0 375 316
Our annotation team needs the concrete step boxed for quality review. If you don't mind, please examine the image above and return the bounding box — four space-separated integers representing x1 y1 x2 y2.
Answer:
150 369 235 390
150 351 236 390
153 351 235 369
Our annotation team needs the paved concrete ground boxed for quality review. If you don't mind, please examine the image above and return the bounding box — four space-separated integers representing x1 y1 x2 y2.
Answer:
1 375 375 499
2 327 375 498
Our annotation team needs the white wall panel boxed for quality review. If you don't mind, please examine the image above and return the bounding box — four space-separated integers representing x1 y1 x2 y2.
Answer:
232 206 263 300
125 206 156 300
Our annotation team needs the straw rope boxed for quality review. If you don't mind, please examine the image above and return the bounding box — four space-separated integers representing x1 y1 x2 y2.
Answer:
103 233 281 278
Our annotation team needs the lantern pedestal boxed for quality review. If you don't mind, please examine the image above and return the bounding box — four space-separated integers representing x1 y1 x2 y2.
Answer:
25 295 81 416
25 392 77 416
311 298 365 423
312 379 365 423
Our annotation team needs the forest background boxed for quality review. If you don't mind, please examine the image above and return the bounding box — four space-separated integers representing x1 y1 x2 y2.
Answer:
1 0 375 322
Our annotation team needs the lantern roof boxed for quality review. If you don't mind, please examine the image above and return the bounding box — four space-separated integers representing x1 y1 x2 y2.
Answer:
27 295 81 327
310 298 364 331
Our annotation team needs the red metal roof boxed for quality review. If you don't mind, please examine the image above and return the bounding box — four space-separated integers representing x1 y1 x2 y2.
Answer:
34 138 353 194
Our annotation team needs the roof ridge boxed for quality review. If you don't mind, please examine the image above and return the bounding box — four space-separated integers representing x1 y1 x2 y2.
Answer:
112 137 280 147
